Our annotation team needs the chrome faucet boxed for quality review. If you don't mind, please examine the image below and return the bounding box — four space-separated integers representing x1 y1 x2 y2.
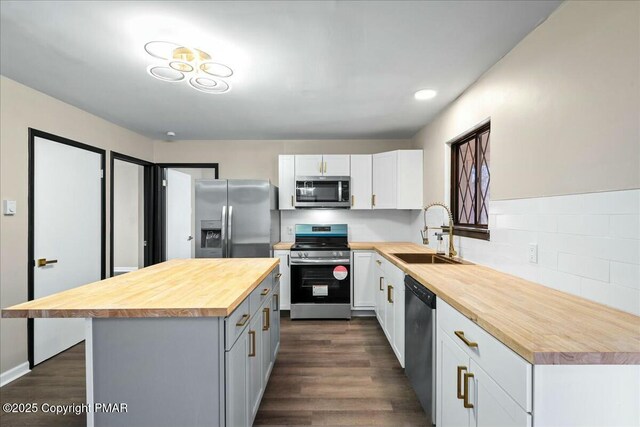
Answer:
421 202 457 258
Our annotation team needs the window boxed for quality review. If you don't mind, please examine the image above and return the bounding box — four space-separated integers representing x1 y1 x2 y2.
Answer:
450 122 490 240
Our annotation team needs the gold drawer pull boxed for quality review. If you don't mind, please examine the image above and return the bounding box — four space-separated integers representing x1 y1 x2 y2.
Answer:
351 195 355 207
379 276 384 291
261 288 270 296
248 330 256 357
291 195 294 207
372 194 376 207
275 273 282 280
235 313 250 327
387 284 394 303
263 307 270 331
274 294 279 312
457 366 466 399
463 372 474 408
454 331 478 348
376 260 382 265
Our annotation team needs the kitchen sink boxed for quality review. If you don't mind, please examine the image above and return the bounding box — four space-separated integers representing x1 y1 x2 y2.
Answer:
392 253 465 265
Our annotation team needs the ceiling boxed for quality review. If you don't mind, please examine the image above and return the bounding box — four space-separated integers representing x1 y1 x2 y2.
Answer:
0 1 561 140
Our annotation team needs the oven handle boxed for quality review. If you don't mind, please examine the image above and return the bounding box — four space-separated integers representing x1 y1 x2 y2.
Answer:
290 259 351 265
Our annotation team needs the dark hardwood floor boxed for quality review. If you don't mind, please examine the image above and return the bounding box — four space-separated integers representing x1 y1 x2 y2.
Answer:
254 316 429 426
0 317 428 427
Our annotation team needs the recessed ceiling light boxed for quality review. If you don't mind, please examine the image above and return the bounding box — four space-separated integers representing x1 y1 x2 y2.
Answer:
166 131 176 137
414 89 437 100
144 41 233 94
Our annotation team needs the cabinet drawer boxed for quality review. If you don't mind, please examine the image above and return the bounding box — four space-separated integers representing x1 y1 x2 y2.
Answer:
225 298 251 351
437 298 532 412
250 275 274 316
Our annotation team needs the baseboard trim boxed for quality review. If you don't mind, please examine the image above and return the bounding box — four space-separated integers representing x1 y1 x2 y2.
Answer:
1 362 30 387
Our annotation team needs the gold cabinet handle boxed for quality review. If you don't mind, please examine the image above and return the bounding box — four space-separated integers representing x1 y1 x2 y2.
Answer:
463 372 474 408
275 273 282 281
372 194 376 207
324 161 327 174
454 331 478 348
37 258 58 267
291 195 294 207
261 288 270 296
236 313 250 327
263 307 270 331
351 195 355 207
457 366 467 399
319 162 323 173
376 260 381 265
387 284 394 303
274 294 279 312
248 330 256 357
379 276 384 291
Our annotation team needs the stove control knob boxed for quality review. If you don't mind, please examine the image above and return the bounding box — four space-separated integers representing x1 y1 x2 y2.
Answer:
304 252 309 258
297 252 302 258
338 252 343 257
332 251 337 256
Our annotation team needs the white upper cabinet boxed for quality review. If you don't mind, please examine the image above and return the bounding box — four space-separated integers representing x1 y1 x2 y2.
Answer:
278 155 295 210
323 155 350 176
372 150 423 210
350 155 372 209
294 155 324 176
372 151 397 209
295 154 349 176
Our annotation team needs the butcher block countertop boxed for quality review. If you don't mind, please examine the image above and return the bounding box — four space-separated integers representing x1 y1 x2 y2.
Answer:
1 258 279 318
278 241 640 364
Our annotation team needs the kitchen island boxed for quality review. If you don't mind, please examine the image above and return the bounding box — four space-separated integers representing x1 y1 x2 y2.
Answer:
2 258 281 427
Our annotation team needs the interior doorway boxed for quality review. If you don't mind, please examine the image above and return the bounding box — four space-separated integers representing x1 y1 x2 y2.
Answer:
109 152 155 277
28 129 105 367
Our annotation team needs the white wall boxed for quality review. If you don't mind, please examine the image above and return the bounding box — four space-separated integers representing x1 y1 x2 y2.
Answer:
282 210 417 243
113 159 143 270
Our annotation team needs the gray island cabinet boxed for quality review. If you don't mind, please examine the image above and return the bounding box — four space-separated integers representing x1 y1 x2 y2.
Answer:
2 258 281 427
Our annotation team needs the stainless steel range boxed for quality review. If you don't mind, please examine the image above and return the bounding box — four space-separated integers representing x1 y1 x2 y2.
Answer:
290 224 351 319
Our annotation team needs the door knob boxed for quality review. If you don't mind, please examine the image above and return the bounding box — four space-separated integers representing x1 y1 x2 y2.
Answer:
36 258 58 267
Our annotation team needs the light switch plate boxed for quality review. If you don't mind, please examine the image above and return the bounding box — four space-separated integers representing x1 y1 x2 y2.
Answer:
287 226 294 235
3 200 16 215
528 243 538 264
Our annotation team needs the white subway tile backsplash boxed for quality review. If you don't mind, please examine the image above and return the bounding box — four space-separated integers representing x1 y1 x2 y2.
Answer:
558 253 609 282
610 261 640 290
580 278 640 316
412 189 640 315
557 215 609 236
538 268 581 294
610 215 640 240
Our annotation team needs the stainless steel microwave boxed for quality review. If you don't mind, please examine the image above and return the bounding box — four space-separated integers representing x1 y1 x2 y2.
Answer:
295 176 350 208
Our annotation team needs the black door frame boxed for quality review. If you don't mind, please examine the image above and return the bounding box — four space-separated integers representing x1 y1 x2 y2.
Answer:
109 152 156 277
27 128 106 368
155 163 219 261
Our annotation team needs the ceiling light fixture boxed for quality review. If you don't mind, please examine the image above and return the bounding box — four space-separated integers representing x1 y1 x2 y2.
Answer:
414 89 437 100
145 41 233 94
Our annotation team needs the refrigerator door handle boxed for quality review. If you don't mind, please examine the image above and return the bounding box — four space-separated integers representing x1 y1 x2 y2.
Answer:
221 205 227 258
228 205 233 258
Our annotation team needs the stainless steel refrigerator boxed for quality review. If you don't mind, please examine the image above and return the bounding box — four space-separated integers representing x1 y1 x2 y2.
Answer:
195 180 280 258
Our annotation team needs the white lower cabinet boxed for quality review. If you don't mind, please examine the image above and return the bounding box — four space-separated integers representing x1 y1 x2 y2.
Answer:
437 298 531 427
352 250 375 309
372 254 405 368
274 250 290 310
225 272 280 427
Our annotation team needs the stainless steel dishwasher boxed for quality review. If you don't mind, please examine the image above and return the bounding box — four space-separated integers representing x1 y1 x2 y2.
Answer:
404 274 436 425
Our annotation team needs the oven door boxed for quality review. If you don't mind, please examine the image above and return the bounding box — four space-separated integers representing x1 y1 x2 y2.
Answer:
295 176 350 208
290 261 351 304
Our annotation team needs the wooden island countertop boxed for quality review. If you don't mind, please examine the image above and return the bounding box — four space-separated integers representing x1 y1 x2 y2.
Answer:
1 258 279 318
279 241 640 364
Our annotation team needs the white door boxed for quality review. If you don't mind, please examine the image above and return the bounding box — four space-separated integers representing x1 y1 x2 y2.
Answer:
372 151 397 209
393 273 405 367
166 169 192 259
33 136 102 365
353 251 375 308
278 155 295 210
294 155 323 176
350 155 372 209
439 331 471 427
323 155 350 176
